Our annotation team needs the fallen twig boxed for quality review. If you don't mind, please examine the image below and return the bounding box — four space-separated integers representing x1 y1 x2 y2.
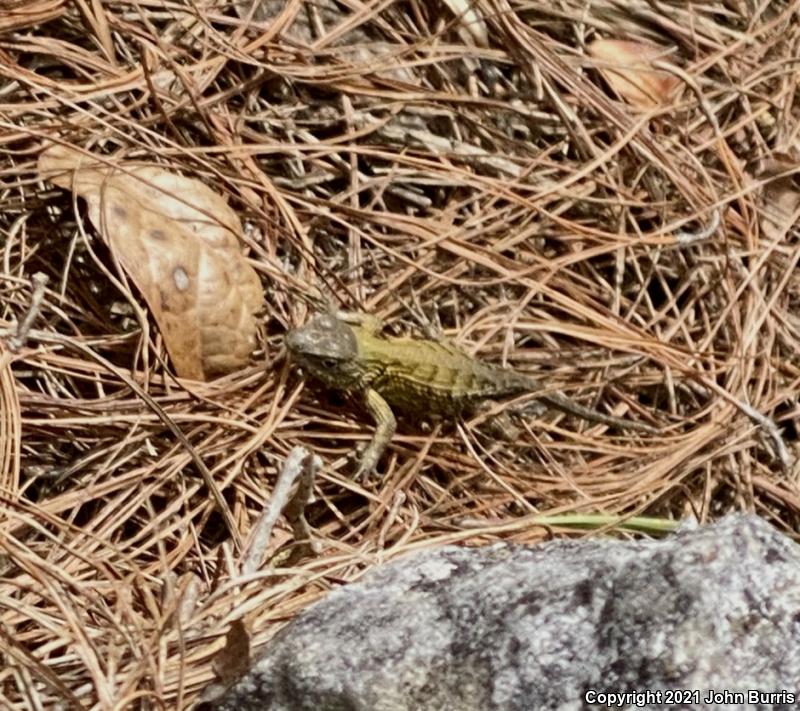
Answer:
7 272 49 351
241 446 321 576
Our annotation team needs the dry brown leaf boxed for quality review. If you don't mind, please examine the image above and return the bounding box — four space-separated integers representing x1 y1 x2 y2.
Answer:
588 39 682 109
212 618 252 684
755 155 800 242
196 616 253 706
38 144 264 380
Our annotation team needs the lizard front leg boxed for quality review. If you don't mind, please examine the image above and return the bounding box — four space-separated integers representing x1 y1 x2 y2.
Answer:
335 311 384 336
354 387 397 479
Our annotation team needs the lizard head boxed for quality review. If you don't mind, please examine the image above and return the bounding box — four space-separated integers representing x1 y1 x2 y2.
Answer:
285 313 363 389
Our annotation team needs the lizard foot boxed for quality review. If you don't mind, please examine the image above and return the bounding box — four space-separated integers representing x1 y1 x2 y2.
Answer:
353 453 379 481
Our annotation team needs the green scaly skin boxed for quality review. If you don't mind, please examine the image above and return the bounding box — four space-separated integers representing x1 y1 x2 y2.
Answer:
286 312 656 478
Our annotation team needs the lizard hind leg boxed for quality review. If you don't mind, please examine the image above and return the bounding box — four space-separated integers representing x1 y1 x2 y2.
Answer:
482 408 524 442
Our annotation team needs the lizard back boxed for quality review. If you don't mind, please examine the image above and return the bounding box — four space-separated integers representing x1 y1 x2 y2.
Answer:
354 327 532 416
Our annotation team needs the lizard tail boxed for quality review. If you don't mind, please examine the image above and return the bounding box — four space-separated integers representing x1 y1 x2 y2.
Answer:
540 392 658 434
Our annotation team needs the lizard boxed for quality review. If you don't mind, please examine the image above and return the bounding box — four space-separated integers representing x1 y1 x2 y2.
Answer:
285 311 657 479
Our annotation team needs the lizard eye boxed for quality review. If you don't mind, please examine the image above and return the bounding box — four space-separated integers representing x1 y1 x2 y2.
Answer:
321 358 339 369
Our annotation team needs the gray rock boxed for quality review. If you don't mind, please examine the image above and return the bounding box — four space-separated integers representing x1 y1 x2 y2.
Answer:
210 515 800 710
